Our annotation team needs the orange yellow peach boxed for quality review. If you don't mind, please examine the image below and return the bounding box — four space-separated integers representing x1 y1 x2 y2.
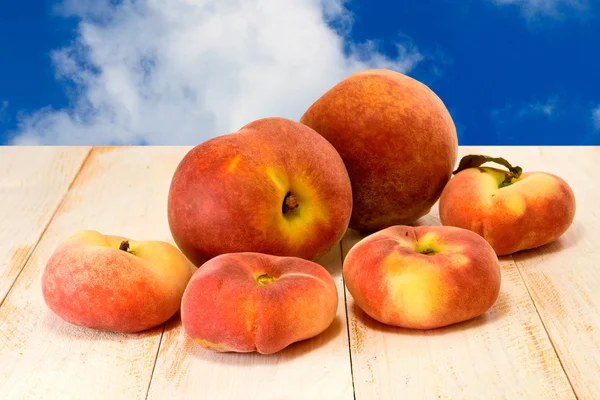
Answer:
42 230 193 333
343 225 501 329
300 69 458 232
181 252 338 354
167 117 352 267
439 163 576 256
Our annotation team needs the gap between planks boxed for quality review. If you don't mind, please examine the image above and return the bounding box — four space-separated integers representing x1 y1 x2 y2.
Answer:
50 145 167 400
510 254 579 400
340 242 357 400
340 231 577 399
0 147 93 310
144 324 166 400
143 241 356 399
6 145 581 399
458 145 578 399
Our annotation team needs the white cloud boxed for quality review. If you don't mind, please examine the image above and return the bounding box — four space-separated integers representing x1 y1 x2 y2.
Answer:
0 101 7 122
519 97 558 117
593 105 600 130
492 96 559 121
491 0 590 18
10 0 425 145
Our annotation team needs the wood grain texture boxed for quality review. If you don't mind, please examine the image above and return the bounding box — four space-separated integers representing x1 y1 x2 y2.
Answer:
0 146 91 304
501 146 600 399
146 242 354 400
0 146 191 400
0 146 598 400
342 146 579 400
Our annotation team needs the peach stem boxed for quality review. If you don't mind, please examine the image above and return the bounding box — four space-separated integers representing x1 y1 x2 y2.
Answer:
282 192 299 214
256 274 277 286
499 172 515 188
119 240 130 252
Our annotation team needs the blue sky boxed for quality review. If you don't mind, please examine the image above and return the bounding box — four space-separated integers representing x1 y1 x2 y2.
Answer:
1 0 599 145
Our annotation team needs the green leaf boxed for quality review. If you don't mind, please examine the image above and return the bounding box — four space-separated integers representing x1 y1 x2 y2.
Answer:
452 154 522 178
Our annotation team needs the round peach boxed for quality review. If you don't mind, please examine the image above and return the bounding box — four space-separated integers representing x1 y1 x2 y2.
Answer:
42 230 193 333
181 252 338 354
343 225 501 329
439 163 576 256
167 117 352 267
300 69 458 232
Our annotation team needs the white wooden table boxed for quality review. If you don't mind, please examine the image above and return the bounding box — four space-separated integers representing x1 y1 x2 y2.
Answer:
0 146 598 399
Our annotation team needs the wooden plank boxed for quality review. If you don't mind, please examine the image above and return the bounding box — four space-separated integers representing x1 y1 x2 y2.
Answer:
342 146 577 400
0 145 595 399
146 242 354 400
0 146 192 400
506 146 600 399
0 146 91 304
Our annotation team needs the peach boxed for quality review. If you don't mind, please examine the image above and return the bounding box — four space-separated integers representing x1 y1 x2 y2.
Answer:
439 155 576 256
300 69 458 232
41 230 193 333
167 117 352 266
180 252 338 354
343 225 501 329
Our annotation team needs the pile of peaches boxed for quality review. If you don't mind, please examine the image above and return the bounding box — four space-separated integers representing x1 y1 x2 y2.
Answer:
41 69 576 355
